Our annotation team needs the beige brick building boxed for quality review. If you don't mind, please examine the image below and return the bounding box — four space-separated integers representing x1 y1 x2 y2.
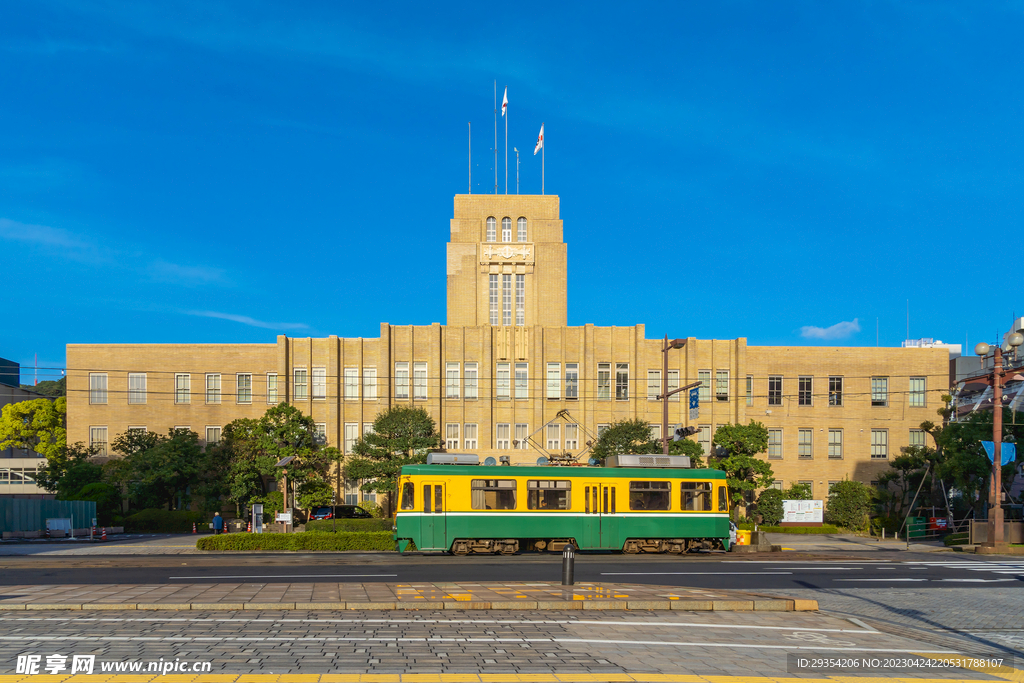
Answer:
67 194 949 503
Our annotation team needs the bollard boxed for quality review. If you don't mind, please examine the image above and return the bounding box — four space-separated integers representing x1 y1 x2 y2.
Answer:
561 543 575 586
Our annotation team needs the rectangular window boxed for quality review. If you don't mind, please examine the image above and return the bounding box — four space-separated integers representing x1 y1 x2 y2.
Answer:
767 429 783 460
394 362 409 399
650 424 662 443
909 429 926 447
698 370 711 403
312 367 327 400
489 274 499 326
205 426 221 446
363 367 377 400
829 376 842 406
909 377 926 407
495 423 510 449
413 362 427 400
89 426 108 456
445 423 460 449
128 373 146 404
89 373 108 404
236 373 252 403
401 482 415 510
546 424 560 450
464 362 478 399
496 362 510 400
871 377 888 407
681 482 712 511
746 375 753 406
528 480 571 510
565 363 579 400
597 423 610 437
267 373 278 404
648 370 662 401
798 376 812 406
597 363 611 400
125 426 145 433
464 423 478 449
515 274 525 326
564 424 578 450
871 429 888 459
768 376 782 406
502 273 512 326
314 423 327 445
828 429 843 459
629 481 670 511
615 363 629 400
344 423 359 454
514 423 529 449
445 362 460 399
797 480 813 498
770 480 784 491
206 373 222 404
175 374 190 404
698 425 712 456
514 362 528 399
343 368 359 400
471 479 517 510
292 369 307 401
362 422 373 437
716 370 729 401
547 362 561 399
798 429 812 459
667 370 680 402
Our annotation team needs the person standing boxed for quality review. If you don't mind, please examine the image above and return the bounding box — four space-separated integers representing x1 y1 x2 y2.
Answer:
212 512 224 535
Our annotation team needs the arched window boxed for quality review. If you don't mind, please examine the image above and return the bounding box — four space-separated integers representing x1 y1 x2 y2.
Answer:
486 217 496 242
517 217 527 242
501 217 512 242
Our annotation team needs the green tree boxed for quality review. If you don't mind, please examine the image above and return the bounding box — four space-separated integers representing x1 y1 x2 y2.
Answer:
711 420 773 516
0 396 66 459
756 487 784 525
117 428 204 510
825 480 873 530
21 376 66 397
783 483 813 500
590 418 705 467
35 442 101 496
348 406 442 517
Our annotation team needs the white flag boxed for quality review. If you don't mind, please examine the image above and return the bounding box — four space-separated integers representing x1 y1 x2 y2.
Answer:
533 123 544 155
501 87 508 117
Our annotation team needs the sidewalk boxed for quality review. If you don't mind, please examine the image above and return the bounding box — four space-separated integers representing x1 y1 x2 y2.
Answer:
0 581 816 611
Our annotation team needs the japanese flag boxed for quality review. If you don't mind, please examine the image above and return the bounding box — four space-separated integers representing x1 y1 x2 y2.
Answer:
501 87 508 117
533 123 544 155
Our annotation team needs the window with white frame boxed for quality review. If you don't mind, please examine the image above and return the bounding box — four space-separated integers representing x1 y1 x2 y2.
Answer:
515 274 525 326
909 377 926 407
464 423 478 449
871 429 888 459
698 370 711 402
206 373 222 404
496 362 510 400
344 423 359 454
715 370 729 401
292 369 306 400
909 429 926 447
363 367 377 400
770 480 784 491
798 376 812 406
565 363 579 399
362 422 373 437
486 216 496 242
547 363 560 399
828 429 843 459
597 363 611 400
205 426 221 446
236 373 252 403
546 424 560 450
829 376 843 406
175 373 190 404
514 362 528 399
668 370 680 401
127 425 146 434
797 480 814 498
446 362 460 399
746 375 753 406
515 423 529 449
314 423 327 445
767 429 783 459
267 373 278 404
413 362 427 399
517 216 527 241
648 370 661 401
871 377 888 407
128 373 147 404
89 426 108 456
496 423 510 449
344 368 358 400
650 424 662 443
89 373 107 404
565 424 579 449
489 274 499 325
798 429 812 459
501 216 512 242
465 362 478 399
615 363 629 400
502 274 512 326
697 425 711 455
394 362 409 399
768 375 782 406
312 367 327 400
445 423 460 449
597 424 610 437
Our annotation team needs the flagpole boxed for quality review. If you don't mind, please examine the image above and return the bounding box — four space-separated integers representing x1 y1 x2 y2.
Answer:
542 121 545 195
493 81 497 195
504 86 508 195
468 122 471 194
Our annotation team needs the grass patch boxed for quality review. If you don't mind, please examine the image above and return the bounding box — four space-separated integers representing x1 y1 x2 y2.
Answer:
196 531 394 551
304 518 392 533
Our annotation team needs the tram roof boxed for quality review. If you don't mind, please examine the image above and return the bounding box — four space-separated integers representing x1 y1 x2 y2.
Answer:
400 464 727 479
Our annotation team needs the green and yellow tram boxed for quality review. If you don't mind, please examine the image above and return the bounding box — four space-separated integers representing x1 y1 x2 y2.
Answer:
393 459 731 555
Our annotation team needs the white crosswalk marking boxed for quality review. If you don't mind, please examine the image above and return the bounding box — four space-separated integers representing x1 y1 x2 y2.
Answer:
901 561 1024 575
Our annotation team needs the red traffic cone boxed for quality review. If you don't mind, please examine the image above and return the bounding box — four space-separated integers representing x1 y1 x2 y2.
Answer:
45 526 50 539
192 522 197 534
101 527 107 541
247 520 252 533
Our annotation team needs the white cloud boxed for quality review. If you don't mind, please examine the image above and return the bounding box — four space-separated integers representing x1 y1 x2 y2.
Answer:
0 218 93 250
150 260 226 286
187 310 309 331
800 318 861 340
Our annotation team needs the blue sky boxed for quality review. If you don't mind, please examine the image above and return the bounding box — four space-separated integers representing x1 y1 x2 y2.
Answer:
3 1 1023 384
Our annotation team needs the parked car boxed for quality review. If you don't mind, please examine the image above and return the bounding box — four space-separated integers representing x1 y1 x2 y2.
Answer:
309 505 373 520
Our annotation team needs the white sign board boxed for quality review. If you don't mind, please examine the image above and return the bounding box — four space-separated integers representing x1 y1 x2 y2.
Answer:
782 499 823 524
275 512 292 524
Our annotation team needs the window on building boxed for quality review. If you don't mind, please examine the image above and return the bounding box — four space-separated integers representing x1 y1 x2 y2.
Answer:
445 423 460 450
909 429 926 447
292 369 306 401
565 363 578 399
871 377 888 407
517 216 527 241
502 273 512 326
314 423 327 446
768 375 782 406
828 480 841 493
770 480 784 491
528 480 569 509
89 373 107 404
496 362 510 400
472 479 516 509
445 362 460 399
413 362 427 400
343 368 358 400
629 481 670 510
514 363 528 399
547 363 560 399
312 367 326 400
363 367 376 400
828 429 843 459
175 374 190 404
546 424 560 450
829 376 843 406
206 373 222 404
597 424 610 437
698 425 712 456
394 362 409 399
128 373 146 404
495 423 510 449
767 429 782 459
501 216 512 242
648 370 662 401
798 376 812 406
205 426 221 446
716 370 729 401
486 216 496 242
597 363 611 400
565 424 578 449
89 426 108 456
465 362 478 399
515 274 525 326
650 424 662 443
236 373 252 403
797 480 813 498
871 429 888 459
464 423 478 449
489 274 499 325
344 423 359 454
615 363 629 400
746 375 753 406
698 370 711 403
668 370 680 402
514 423 529 449
681 482 712 511
909 377 926 407
362 422 373 437
266 373 278 404
798 429 812 459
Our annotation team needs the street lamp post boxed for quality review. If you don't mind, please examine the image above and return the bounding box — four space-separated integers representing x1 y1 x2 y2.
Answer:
658 335 688 455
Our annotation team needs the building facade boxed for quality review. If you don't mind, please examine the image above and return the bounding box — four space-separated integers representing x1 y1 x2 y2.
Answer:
67 195 950 502
1 358 50 497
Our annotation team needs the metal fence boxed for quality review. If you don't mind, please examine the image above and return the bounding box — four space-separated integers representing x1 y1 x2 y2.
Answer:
0 499 96 533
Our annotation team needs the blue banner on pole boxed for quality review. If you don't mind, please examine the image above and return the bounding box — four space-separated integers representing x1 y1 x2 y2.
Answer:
689 387 699 420
981 441 1016 466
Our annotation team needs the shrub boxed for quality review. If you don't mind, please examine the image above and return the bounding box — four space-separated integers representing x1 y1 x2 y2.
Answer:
125 508 209 533
305 518 392 533
756 488 784 526
824 481 873 531
357 500 385 518
783 483 813 501
196 531 394 551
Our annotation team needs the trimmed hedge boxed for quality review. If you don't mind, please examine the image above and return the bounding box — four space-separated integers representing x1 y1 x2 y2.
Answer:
196 531 394 551
758 524 841 534
304 518 392 533
125 509 209 533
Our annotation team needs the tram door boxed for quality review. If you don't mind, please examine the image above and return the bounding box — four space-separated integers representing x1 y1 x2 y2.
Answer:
419 482 447 551
582 482 617 549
